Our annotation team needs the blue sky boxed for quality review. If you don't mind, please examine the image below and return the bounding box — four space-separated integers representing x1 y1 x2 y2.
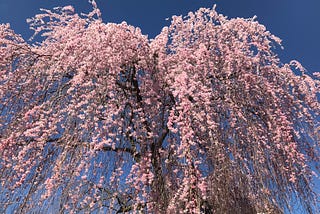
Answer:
0 0 319 72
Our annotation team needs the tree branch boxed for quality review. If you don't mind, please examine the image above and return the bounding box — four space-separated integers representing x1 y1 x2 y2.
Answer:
98 145 141 162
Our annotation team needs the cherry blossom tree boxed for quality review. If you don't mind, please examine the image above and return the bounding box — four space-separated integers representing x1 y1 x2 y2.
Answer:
0 2 319 213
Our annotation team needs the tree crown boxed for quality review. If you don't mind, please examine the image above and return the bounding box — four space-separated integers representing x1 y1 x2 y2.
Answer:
0 2 319 213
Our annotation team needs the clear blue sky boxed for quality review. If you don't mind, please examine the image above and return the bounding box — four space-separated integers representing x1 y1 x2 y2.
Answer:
0 0 319 72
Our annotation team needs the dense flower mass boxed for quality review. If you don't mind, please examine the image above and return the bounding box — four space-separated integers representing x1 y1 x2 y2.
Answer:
0 2 319 213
